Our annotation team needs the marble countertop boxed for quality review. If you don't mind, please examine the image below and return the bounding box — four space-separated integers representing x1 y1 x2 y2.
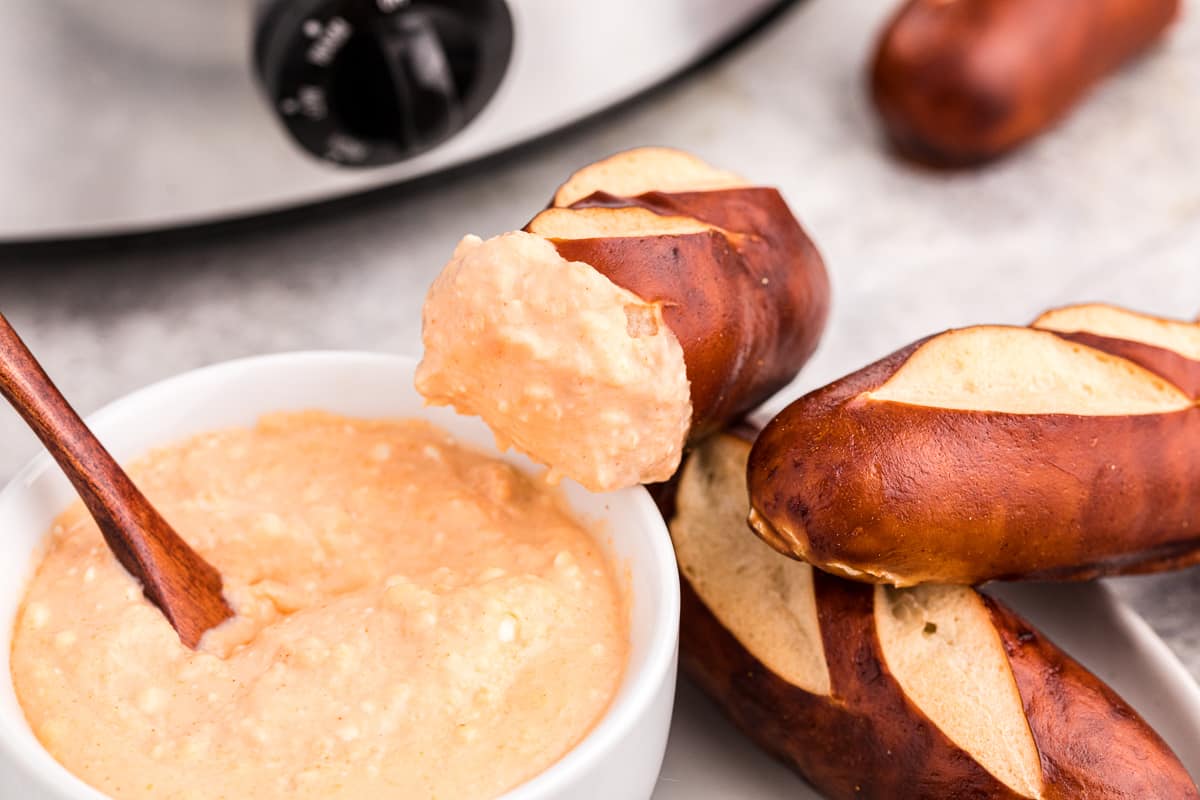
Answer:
1 0 1198 679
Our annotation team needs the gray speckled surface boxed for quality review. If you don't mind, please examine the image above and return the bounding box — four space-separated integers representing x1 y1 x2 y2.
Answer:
1 0 1198 680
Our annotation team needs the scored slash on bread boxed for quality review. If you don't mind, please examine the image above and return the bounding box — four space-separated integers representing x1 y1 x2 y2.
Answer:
551 146 746 208
526 206 722 239
668 432 1199 800
747 325 1200 586
1034 303 1200 398
868 325 1189 414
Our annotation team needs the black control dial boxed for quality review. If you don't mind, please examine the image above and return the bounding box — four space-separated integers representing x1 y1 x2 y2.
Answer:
256 0 512 167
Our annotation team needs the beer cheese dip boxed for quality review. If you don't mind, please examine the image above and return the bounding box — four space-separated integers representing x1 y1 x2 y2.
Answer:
416 232 693 493
11 412 628 800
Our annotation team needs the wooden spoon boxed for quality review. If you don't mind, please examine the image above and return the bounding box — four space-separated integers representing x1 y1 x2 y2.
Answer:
0 313 232 648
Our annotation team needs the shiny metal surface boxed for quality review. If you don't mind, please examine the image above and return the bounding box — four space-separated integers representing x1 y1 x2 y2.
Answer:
0 0 784 240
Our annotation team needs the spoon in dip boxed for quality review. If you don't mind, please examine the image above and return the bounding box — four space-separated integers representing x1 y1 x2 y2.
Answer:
0 313 232 648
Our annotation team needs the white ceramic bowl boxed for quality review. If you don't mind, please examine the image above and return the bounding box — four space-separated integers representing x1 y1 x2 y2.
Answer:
0 352 680 800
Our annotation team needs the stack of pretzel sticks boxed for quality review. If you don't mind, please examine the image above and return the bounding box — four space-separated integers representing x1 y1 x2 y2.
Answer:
416 147 1200 799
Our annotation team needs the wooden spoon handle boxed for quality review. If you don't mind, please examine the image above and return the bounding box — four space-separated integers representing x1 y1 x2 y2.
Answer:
0 313 232 648
0 315 145 555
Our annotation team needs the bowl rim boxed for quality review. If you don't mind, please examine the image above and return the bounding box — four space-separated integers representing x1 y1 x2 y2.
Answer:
0 350 681 800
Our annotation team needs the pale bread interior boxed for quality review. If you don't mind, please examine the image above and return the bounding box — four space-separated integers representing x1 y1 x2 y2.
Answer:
868 326 1192 414
875 585 1044 798
1034 303 1200 362
528 206 717 240
552 146 747 208
671 434 831 696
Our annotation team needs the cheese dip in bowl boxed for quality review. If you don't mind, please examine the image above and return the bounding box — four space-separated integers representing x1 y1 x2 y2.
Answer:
0 353 679 800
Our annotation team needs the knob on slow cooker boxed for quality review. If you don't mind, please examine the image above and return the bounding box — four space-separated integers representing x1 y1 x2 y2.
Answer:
256 0 512 167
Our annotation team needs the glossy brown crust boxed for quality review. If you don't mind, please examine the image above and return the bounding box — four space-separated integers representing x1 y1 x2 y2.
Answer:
747 338 1200 585
680 575 1015 800
985 597 1199 798
671 431 1198 799
1049 330 1200 398
542 187 830 440
673 484 1198 796
871 0 1180 166
683 574 1200 799
668 431 996 799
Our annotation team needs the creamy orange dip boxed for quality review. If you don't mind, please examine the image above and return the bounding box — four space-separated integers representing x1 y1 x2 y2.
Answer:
11 412 627 800
416 232 693 493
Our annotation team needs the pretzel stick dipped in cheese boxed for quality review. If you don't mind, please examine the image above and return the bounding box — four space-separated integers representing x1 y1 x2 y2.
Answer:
664 430 1199 800
747 325 1200 585
416 147 829 492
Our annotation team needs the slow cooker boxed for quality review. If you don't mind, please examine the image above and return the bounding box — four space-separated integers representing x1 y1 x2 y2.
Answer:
0 0 789 241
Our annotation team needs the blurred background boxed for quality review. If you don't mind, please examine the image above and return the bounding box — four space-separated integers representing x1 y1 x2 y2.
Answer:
1 0 1198 676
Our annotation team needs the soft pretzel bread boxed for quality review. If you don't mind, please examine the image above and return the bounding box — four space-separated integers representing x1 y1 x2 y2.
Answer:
666 430 1199 800
871 0 1180 165
747 325 1200 585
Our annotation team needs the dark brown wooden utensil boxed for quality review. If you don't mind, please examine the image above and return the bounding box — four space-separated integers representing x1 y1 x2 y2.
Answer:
0 313 232 648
